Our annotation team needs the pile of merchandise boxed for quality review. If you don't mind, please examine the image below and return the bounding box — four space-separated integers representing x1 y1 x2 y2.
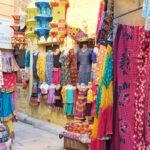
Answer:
60 120 92 143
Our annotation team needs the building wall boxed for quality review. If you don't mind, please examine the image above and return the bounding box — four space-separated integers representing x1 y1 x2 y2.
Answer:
114 0 145 25
0 0 14 18
17 0 100 126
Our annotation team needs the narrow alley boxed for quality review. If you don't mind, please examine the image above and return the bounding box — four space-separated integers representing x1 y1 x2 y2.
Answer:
12 122 63 150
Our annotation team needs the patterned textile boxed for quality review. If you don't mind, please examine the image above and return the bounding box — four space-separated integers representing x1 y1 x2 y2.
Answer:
111 25 143 150
90 45 113 150
95 45 106 84
36 52 46 83
96 1 105 37
97 0 113 44
45 51 53 85
59 52 71 85
134 28 150 149
67 49 78 86
2 73 16 92
74 87 88 119
2 52 19 73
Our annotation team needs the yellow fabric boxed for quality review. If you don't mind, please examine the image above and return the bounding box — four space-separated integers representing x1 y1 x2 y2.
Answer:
61 86 66 111
36 52 46 82
61 86 66 104
92 45 113 139
4 120 14 134
87 89 94 103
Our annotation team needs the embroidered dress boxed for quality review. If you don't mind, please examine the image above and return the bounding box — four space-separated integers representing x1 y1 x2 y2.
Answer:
59 52 71 85
67 49 78 86
74 87 88 119
45 51 53 85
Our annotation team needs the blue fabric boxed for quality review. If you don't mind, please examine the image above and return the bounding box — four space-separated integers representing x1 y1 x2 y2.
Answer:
45 51 54 84
64 104 74 115
92 51 97 63
25 50 30 68
66 89 74 103
0 92 15 121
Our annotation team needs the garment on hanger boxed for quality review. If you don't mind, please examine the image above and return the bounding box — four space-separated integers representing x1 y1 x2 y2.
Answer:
33 52 40 82
74 85 88 119
0 92 15 121
59 51 71 85
2 52 19 73
77 49 92 85
45 51 53 85
55 84 62 107
2 73 17 92
36 52 46 82
0 50 4 88
53 50 61 84
111 24 150 150
67 49 78 86
64 85 75 115
48 84 55 104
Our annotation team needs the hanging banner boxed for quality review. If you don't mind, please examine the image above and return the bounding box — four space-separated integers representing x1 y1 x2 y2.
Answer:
0 17 13 49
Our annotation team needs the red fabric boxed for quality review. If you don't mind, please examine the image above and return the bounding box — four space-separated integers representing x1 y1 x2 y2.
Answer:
53 68 60 84
2 73 16 92
96 2 105 37
111 25 141 150
90 138 106 150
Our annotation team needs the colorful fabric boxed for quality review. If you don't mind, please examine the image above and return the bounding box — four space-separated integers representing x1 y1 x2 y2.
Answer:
64 87 75 115
0 92 15 121
59 52 71 85
53 68 60 84
45 51 53 85
0 51 3 88
36 52 46 82
90 44 113 150
48 85 55 104
2 52 19 73
87 89 94 103
95 45 106 84
2 73 16 92
96 1 105 37
111 25 142 150
53 51 61 68
134 28 150 149
25 50 30 68
67 49 78 86
74 87 88 119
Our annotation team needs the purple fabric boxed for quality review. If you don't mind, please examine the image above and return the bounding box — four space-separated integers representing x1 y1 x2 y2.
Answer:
48 87 55 104
92 51 97 64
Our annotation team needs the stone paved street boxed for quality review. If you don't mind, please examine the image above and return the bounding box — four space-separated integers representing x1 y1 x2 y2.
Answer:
12 122 64 150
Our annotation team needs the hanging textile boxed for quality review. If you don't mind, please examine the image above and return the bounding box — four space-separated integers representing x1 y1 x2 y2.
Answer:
0 50 3 88
90 44 113 150
110 24 150 150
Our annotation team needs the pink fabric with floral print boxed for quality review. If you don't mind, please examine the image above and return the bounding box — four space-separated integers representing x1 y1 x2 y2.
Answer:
2 73 16 92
